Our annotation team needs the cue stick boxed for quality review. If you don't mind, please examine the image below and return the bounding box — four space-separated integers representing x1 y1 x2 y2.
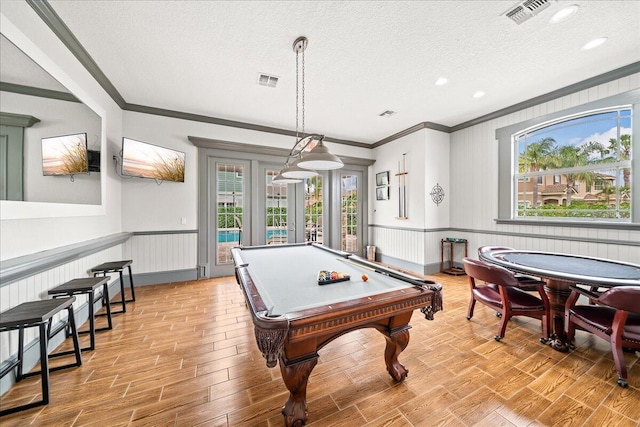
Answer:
335 257 439 290
397 160 402 217
402 153 406 218
335 256 378 272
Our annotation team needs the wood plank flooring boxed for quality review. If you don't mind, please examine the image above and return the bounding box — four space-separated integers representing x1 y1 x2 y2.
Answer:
1 273 639 426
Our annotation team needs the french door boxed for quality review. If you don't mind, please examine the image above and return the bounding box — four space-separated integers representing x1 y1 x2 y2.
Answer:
202 154 366 277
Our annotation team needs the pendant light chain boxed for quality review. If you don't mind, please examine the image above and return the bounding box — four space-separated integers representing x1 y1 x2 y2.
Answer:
295 49 300 141
301 45 305 138
277 36 343 181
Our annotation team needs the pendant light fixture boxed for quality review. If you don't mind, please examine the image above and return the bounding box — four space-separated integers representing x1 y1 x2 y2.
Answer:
274 36 343 185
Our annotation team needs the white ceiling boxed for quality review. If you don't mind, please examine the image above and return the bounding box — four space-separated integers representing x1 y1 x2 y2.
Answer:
32 1 640 144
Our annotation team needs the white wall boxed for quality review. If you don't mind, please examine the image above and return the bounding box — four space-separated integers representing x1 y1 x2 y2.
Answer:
423 128 450 229
0 5 122 256
121 110 372 232
370 130 427 228
368 128 450 270
450 73 640 263
368 75 640 274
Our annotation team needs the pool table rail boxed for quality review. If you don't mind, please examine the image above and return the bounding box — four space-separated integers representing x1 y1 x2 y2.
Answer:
234 264 289 368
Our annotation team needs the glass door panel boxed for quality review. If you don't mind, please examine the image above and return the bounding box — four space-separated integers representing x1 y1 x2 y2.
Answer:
304 176 323 243
216 163 244 265
266 169 289 245
341 173 359 253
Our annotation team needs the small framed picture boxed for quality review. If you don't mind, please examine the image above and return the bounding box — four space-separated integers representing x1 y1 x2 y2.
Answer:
376 186 389 200
376 171 389 187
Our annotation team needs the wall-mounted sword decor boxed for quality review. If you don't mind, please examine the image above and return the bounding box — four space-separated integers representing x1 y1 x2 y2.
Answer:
395 153 408 219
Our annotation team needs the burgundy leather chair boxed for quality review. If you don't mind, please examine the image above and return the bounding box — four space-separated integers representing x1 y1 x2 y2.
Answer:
463 257 551 342
565 285 640 387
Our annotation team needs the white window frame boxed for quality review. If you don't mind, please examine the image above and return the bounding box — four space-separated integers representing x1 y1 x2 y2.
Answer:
496 89 639 225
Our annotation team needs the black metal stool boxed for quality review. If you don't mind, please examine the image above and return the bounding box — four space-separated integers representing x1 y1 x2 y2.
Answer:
0 297 82 416
48 277 111 352
90 260 135 314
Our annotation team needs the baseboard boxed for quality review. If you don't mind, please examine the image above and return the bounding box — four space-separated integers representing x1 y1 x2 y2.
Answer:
121 268 198 287
378 254 441 275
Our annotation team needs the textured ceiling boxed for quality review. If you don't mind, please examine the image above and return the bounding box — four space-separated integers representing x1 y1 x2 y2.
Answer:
29 1 640 143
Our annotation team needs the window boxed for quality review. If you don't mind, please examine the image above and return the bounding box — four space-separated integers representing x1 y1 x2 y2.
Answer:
515 107 631 220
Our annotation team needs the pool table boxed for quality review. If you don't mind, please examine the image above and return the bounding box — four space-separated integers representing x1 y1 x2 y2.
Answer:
232 243 442 427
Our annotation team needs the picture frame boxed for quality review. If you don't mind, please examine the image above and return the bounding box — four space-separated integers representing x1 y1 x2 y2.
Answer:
376 186 389 200
376 171 389 186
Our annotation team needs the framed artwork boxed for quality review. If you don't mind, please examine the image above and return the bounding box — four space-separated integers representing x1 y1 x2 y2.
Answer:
376 186 389 200
376 171 389 186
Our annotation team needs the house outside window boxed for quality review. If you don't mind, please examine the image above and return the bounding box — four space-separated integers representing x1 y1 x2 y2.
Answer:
514 107 632 220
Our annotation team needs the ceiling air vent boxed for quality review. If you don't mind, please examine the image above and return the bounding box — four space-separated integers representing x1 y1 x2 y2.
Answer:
257 73 278 88
503 0 552 24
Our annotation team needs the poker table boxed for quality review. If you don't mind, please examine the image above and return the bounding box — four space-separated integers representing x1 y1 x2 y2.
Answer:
479 248 640 351
232 242 442 427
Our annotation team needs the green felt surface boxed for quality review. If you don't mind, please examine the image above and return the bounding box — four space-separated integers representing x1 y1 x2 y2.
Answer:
238 245 413 316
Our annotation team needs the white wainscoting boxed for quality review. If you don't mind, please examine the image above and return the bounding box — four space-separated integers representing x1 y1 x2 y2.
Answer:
0 245 123 362
370 225 639 275
123 232 197 275
369 226 425 266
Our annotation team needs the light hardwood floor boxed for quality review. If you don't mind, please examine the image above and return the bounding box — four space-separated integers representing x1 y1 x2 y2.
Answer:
1 273 639 426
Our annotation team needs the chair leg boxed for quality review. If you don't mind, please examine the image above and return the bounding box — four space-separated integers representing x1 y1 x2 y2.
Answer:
118 270 126 313
66 307 82 367
610 311 630 387
38 323 50 405
466 298 476 320
495 312 509 341
127 265 136 302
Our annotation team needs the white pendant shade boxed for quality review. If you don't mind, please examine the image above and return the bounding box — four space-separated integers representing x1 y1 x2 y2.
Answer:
296 141 344 170
280 158 318 179
272 172 302 185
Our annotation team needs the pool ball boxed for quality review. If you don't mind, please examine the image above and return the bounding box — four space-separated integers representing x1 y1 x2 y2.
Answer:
362 274 369 282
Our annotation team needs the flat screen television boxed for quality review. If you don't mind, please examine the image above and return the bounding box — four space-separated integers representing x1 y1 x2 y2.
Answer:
121 137 185 182
41 132 88 176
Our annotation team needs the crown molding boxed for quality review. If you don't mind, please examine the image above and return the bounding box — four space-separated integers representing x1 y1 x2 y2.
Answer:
26 0 127 108
188 136 375 166
0 111 41 127
1 81 80 103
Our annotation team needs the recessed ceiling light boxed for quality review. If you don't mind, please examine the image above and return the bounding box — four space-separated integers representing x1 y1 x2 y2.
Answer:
581 37 608 50
549 4 579 23
434 77 448 86
472 91 485 99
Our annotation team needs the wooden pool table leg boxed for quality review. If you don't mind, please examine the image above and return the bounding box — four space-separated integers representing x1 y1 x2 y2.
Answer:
279 356 318 427
384 326 410 381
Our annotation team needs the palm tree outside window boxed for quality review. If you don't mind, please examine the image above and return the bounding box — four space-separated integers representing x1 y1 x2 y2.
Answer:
514 107 632 220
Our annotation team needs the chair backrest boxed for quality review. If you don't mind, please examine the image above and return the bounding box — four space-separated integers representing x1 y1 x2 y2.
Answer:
463 257 519 287
477 245 514 258
599 286 640 314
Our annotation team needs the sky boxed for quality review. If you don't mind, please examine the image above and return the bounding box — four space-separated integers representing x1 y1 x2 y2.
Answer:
520 109 631 155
